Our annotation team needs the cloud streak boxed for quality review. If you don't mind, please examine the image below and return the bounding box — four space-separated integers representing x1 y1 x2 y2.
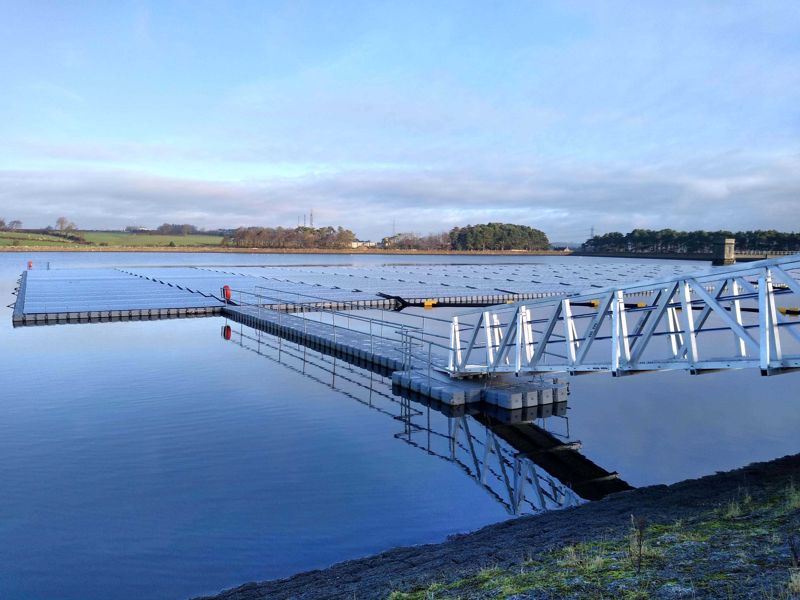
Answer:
2 153 798 241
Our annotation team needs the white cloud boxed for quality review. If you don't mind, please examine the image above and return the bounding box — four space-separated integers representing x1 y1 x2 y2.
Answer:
1 153 798 241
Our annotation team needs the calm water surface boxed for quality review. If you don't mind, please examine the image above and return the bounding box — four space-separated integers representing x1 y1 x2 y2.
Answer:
0 252 798 600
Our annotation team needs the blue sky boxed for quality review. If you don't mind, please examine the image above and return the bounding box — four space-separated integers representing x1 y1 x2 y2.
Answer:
0 0 798 240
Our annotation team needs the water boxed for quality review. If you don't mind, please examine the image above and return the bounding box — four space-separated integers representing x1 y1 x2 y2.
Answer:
1 252 798 600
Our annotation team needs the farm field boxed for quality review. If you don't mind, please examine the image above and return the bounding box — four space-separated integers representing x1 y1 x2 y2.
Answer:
0 230 224 247
80 231 224 246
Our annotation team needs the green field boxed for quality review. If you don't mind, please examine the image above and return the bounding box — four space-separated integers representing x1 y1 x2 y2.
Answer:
80 231 224 246
0 230 224 247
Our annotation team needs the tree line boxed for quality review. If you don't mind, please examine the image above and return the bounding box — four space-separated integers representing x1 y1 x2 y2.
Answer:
3 217 552 252
224 226 357 249
583 229 800 254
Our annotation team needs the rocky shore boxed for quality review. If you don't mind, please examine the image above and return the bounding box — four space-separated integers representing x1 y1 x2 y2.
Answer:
196 454 800 600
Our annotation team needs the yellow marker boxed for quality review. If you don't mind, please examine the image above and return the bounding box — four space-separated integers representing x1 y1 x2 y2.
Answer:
423 299 437 309
589 299 600 308
778 306 800 316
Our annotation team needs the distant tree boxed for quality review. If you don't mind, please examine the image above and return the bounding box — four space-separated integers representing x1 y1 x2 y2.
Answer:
0 217 5 230
8 220 21 230
56 216 70 231
449 223 549 251
156 223 198 235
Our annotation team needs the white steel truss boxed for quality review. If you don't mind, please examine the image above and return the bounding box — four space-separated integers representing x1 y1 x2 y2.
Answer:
447 255 800 377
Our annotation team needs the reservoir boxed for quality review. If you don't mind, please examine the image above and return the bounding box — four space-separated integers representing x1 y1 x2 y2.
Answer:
1 252 798 600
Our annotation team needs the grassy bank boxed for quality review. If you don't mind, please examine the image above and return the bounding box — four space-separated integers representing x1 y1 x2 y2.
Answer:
0 230 224 248
0 231 81 246
390 482 800 599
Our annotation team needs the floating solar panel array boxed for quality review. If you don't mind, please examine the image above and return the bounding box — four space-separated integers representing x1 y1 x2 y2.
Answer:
13 268 223 326
198 261 703 303
13 260 706 326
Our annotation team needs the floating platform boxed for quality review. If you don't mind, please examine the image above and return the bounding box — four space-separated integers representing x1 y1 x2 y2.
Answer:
12 269 223 326
12 261 701 325
391 369 568 408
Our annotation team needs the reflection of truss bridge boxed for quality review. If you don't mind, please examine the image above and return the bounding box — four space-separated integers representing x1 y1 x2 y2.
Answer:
395 399 580 514
224 321 630 515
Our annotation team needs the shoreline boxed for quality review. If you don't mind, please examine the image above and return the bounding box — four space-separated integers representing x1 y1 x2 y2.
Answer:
195 453 800 600
0 246 572 256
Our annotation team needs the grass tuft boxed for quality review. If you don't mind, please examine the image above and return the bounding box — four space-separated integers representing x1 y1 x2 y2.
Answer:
723 498 742 519
785 481 800 511
789 568 800 594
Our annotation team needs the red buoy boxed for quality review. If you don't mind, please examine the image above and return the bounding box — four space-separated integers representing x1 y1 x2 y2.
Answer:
222 325 232 340
222 285 231 302
27 260 33 270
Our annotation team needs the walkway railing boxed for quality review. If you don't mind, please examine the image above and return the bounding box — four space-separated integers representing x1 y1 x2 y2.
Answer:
223 284 464 376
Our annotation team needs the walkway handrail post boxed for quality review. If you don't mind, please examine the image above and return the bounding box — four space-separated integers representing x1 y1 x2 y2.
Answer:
427 341 432 389
448 316 461 372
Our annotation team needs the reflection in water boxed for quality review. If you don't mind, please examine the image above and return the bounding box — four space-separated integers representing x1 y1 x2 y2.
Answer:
222 320 633 516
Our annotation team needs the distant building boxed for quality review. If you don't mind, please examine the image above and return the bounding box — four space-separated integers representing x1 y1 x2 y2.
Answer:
350 240 377 249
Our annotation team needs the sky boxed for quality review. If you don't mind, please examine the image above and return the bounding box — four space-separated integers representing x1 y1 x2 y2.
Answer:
0 0 798 242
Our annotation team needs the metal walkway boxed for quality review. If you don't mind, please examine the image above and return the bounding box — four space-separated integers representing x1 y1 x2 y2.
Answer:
442 255 800 377
222 294 568 408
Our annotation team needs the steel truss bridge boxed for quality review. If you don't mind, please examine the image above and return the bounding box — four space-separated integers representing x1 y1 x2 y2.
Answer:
444 255 800 377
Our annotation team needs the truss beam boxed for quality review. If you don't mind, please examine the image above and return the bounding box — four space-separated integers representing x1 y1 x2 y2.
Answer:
446 255 800 377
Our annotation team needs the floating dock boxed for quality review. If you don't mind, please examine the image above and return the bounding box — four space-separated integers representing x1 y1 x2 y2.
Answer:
222 304 567 407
